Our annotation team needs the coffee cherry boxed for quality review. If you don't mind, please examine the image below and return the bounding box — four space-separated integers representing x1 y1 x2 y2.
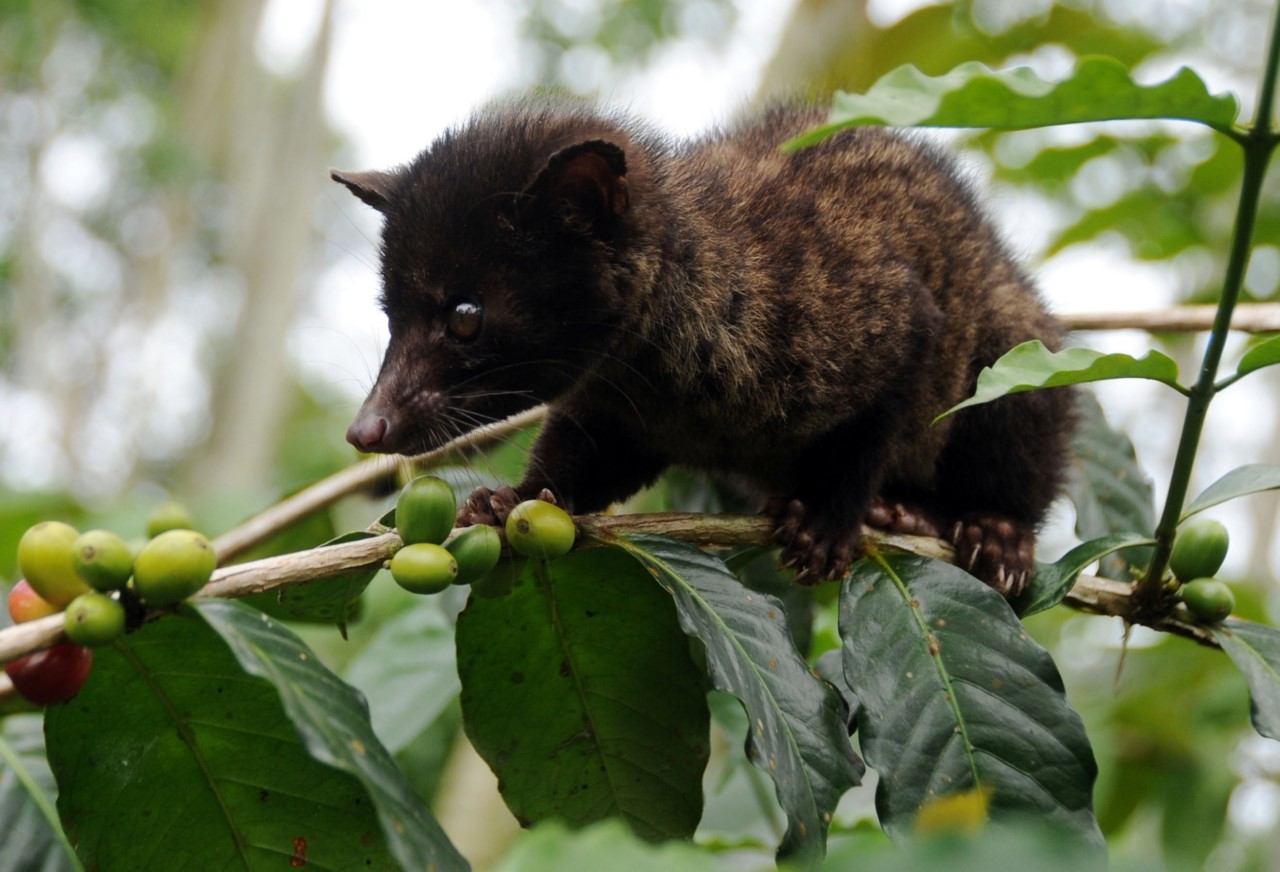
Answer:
1180 578 1235 623
4 643 93 706
133 530 217 606
63 593 126 648
390 543 457 594
445 524 502 585
1170 519 1229 583
72 529 135 591
7 580 59 624
396 476 457 545
18 521 90 607
505 500 576 560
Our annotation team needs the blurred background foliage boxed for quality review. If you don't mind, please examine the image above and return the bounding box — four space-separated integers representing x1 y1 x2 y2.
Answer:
1 0 1279 869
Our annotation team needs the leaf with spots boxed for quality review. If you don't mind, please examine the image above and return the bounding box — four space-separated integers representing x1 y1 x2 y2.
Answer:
195 599 468 872
43 604 442 871
840 554 1103 853
614 535 863 868
455 548 710 841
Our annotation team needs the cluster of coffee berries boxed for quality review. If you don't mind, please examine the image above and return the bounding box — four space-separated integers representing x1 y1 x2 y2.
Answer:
4 503 214 706
1170 518 1234 623
389 476 576 596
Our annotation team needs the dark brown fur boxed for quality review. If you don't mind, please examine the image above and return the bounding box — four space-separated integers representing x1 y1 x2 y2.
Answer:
335 100 1073 595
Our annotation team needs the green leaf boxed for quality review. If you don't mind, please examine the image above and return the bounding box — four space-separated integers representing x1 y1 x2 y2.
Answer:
840 555 1103 852
616 535 863 867
45 607 408 871
241 530 377 628
456 548 710 841
0 714 78 872
787 57 1238 148
1064 393 1156 580
1183 464 1280 518
1235 335 1280 378
938 341 1184 421
196 599 468 872
1047 185 1206 260
343 598 460 754
1018 533 1155 617
1210 619 1280 740
492 820 722 872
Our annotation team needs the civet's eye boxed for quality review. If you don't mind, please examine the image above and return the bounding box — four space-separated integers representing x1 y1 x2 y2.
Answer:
447 301 483 341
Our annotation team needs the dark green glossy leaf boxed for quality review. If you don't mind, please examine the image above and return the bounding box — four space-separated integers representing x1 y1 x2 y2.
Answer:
1065 393 1156 579
1018 533 1154 617
456 548 709 841
1183 464 1280 518
787 57 1239 148
1211 618 1280 740
196 599 467 872
343 598 459 754
939 341 1183 421
840 555 1102 852
616 535 862 867
45 607 406 871
241 530 377 627
0 714 77 872
1236 335 1280 378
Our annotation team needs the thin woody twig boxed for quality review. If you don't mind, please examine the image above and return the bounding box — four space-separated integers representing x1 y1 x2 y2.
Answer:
0 511 1212 670
1061 302 1280 333
211 406 547 564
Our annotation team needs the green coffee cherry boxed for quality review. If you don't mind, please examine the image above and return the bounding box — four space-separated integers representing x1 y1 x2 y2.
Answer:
63 593 126 647
133 530 217 606
1180 578 1235 623
146 501 196 538
396 476 457 545
505 500 576 560
390 543 457 594
18 521 90 607
1169 519 1229 583
446 525 503 585
72 529 135 591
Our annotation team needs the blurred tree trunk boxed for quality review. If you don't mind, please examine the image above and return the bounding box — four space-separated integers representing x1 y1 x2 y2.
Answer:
185 0 336 493
756 0 869 100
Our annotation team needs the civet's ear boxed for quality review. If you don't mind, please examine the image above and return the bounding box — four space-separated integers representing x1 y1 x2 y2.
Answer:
330 168 400 214
522 140 629 237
